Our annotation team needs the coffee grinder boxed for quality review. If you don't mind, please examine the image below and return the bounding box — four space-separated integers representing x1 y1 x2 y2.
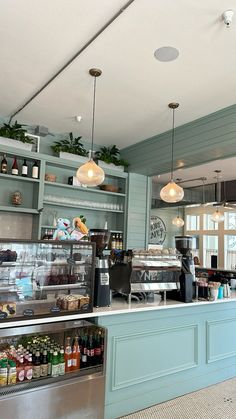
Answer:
90 229 111 307
175 236 195 303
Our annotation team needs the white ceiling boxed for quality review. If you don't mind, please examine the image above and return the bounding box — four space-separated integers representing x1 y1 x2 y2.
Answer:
154 155 236 188
1 0 236 149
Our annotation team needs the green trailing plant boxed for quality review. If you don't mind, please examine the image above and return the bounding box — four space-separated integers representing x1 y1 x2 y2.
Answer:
95 145 129 167
51 132 88 156
0 121 33 143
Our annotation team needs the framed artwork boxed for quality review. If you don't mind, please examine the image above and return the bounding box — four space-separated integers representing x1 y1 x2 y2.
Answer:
149 215 167 245
25 133 40 153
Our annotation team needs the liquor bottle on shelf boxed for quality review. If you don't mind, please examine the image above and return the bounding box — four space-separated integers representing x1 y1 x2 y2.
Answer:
32 161 39 179
64 337 73 372
111 234 116 250
1 154 7 173
21 159 28 177
11 157 19 176
119 234 123 250
115 234 120 249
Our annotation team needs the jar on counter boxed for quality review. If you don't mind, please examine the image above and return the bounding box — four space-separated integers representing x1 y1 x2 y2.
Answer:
11 191 22 206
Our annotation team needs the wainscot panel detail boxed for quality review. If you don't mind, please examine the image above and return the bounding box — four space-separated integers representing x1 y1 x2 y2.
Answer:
111 324 198 390
206 318 236 363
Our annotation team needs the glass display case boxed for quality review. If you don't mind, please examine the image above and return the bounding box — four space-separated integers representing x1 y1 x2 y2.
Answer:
0 240 95 320
0 319 106 419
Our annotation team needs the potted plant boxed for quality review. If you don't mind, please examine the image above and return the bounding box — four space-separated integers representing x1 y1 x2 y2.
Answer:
0 121 34 151
95 145 129 172
51 132 88 163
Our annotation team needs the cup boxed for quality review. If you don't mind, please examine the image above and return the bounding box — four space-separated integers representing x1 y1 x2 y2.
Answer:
210 288 218 301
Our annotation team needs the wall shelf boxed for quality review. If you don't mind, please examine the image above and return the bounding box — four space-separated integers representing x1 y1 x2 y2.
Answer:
0 173 40 183
44 181 125 197
0 206 38 214
43 200 124 213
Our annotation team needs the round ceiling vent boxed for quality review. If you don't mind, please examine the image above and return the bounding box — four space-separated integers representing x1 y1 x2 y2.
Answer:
154 46 179 62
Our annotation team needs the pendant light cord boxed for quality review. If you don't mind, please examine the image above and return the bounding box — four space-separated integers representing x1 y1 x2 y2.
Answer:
91 75 97 156
171 107 175 181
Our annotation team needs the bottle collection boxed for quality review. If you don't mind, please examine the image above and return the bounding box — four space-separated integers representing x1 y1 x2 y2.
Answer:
0 328 104 387
0 154 39 179
111 233 123 250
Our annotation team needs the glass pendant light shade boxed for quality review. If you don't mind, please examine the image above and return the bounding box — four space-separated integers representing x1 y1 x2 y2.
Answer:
160 180 184 203
160 102 184 203
210 209 225 223
76 159 105 186
172 215 185 227
76 68 104 187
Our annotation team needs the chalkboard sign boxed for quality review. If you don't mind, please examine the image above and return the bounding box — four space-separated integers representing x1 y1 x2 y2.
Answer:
0 312 7 319
23 309 34 317
50 306 61 314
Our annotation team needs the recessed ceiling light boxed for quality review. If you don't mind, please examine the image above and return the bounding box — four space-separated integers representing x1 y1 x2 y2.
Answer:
75 115 82 122
154 46 179 62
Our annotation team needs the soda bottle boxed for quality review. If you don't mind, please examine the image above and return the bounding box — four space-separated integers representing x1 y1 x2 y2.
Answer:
72 336 80 371
16 355 25 382
64 337 72 372
80 336 87 369
33 351 41 379
59 348 65 376
51 351 59 378
8 360 17 385
24 354 33 381
40 350 48 377
87 335 95 367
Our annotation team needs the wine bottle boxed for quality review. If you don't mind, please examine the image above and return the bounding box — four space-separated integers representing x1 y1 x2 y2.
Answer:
21 159 28 177
1 154 7 174
11 157 19 175
32 161 39 179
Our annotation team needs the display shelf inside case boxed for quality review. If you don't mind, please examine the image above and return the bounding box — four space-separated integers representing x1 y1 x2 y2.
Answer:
0 319 105 396
0 240 95 320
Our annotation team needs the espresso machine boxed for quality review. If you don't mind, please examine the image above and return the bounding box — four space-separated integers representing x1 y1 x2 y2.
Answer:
174 235 195 303
90 229 111 307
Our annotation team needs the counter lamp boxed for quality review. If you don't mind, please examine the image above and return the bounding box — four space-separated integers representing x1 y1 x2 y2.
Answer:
160 103 184 203
76 68 105 187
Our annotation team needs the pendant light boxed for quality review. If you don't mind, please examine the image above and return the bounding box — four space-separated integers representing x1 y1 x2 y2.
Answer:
160 103 184 203
172 207 185 227
76 68 105 186
210 170 224 223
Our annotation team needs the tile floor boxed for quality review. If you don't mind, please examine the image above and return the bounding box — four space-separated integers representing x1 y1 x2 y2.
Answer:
121 378 236 418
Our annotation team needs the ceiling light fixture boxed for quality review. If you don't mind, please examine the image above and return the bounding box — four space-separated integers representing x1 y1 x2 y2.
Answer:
160 103 184 203
154 46 179 62
210 170 224 223
172 207 185 227
76 69 105 187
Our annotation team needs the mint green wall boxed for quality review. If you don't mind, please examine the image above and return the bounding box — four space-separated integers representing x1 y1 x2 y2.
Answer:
126 174 151 249
121 103 236 176
98 300 236 418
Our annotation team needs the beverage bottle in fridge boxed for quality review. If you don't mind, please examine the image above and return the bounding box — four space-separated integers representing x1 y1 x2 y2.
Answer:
40 350 48 377
80 336 87 369
47 348 53 375
87 335 95 367
72 336 80 371
8 360 17 385
94 333 102 365
24 354 33 381
33 350 41 379
59 347 65 376
65 337 73 372
16 355 25 382
51 351 59 377
0 360 8 386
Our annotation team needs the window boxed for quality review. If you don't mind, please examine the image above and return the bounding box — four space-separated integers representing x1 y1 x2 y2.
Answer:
224 235 236 269
224 212 236 230
186 215 200 231
203 214 218 230
203 235 218 268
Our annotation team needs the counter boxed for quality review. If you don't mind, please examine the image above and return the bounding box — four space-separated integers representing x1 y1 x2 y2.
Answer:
1 295 236 419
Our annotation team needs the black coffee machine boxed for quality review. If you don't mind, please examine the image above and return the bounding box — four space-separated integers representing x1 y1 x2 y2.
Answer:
175 235 195 303
90 229 111 307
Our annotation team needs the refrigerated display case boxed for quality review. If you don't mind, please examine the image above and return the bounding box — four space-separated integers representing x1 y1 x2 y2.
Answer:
0 239 95 320
0 319 106 419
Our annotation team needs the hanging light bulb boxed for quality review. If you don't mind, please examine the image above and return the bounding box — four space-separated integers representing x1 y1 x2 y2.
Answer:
160 103 184 203
76 68 105 187
210 170 224 223
210 209 225 223
172 207 185 227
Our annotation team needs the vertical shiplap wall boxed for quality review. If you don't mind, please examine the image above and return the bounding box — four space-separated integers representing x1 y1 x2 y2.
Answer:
126 173 151 249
